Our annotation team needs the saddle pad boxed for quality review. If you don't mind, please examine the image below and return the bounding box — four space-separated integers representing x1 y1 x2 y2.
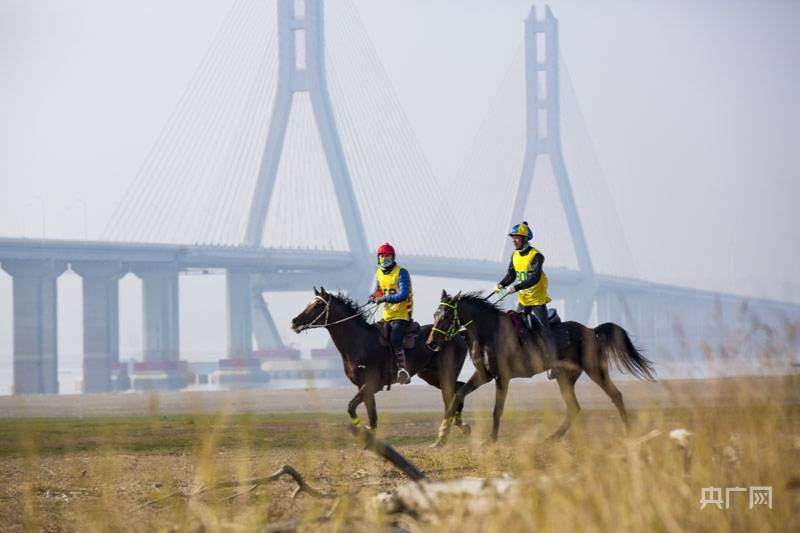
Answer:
506 311 525 345
507 310 569 350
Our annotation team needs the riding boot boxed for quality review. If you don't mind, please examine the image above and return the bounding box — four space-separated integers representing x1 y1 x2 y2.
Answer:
531 305 559 380
395 348 411 385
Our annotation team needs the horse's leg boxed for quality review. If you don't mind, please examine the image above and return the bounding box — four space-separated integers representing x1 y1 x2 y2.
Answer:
347 385 366 426
432 370 488 448
437 346 471 435
490 378 509 443
546 371 582 442
586 367 630 433
453 380 470 435
579 326 631 433
438 378 470 436
363 385 379 430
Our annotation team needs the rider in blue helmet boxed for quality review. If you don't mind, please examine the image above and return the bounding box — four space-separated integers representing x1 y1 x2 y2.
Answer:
496 221 559 379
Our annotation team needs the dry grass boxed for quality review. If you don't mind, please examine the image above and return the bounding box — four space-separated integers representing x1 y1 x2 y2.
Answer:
0 373 798 532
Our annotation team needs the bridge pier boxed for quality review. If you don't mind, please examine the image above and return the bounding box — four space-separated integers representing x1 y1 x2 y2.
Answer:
214 269 270 387
133 266 186 390
227 269 253 357
72 262 123 393
137 266 180 361
1 260 66 394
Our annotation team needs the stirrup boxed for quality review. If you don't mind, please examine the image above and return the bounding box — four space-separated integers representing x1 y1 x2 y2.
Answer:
397 368 411 385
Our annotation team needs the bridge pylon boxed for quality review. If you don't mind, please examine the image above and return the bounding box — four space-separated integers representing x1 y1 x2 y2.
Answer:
244 0 368 257
227 0 372 362
506 6 597 322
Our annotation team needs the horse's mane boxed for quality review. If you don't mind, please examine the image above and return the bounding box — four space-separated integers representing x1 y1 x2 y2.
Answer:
458 292 505 314
448 291 508 345
328 292 373 328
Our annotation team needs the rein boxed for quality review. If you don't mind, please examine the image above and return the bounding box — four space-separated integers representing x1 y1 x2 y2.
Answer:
296 295 377 331
486 289 511 305
432 301 473 339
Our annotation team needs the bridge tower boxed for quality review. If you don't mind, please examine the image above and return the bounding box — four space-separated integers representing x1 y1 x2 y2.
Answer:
506 6 596 321
225 0 371 362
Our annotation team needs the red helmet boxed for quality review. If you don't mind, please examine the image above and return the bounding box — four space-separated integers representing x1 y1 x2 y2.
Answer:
376 242 396 256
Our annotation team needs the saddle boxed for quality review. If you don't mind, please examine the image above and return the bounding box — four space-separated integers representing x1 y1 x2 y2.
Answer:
506 309 570 350
375 320 421 350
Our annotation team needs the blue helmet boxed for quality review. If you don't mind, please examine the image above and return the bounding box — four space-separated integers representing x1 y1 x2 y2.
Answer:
508 221 533 241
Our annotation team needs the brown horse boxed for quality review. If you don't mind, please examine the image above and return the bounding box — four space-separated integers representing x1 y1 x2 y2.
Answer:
426 290 655 446
291 287 471 433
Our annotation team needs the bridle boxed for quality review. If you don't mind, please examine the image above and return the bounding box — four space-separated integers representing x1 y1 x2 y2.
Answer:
431 300 473 340
295 295 377 332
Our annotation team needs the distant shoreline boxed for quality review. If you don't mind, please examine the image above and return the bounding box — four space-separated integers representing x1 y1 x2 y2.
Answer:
1 374 797 419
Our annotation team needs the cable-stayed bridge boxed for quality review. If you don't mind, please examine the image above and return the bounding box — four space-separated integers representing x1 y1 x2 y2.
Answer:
1 0 798 394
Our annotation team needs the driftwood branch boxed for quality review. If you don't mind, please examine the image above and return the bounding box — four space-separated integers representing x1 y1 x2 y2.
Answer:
204 464 334 499
348 425 428 482
136 464 333 509
217 483 257 503
137 427 427 512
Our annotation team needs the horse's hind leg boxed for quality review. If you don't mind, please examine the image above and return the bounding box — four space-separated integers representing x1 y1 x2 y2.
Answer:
453 381 470 435
586 367 630 432
347 385 366 426
490 378 509 443
363 387 378 430
547 371 582 442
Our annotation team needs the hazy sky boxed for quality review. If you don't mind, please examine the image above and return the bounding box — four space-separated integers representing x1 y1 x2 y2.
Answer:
1 0 799 369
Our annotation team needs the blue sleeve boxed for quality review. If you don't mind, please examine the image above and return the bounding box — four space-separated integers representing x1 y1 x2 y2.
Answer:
384 268 411 303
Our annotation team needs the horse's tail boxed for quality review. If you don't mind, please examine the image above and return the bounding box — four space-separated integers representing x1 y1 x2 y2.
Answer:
594 323 656 381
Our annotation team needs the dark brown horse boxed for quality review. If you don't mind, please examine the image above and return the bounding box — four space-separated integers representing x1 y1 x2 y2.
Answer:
291 287 471 433
427 290 655 446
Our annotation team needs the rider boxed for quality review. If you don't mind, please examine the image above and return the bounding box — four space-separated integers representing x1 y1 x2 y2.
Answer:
495 221 559 379
368 242 413 385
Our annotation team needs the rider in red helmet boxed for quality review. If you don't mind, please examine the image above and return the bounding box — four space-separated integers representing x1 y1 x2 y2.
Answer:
368 242 413 384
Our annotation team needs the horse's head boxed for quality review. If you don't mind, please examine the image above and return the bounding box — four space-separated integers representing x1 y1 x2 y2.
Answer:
291 286 331 333
426 289 461 351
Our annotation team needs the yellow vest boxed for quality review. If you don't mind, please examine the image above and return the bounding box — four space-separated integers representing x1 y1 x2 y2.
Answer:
375 264 413 321
512 246 551 306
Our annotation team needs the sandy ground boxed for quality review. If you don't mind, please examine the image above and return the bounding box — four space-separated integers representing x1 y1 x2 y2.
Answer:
1 375 798 531
1 375 797 418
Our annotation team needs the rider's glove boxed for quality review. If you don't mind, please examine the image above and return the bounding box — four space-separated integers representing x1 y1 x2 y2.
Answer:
374 296 387 304
506 285 517 294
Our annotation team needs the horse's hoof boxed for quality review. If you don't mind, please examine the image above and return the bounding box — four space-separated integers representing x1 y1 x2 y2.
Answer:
458 423 472 437
544 433 564 444
429 437 448 449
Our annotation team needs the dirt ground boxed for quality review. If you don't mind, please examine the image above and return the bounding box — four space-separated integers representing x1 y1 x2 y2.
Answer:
0 375 798 531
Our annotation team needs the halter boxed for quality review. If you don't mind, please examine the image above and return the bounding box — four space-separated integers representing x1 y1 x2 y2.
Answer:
431 300 473 339
295 295 377 332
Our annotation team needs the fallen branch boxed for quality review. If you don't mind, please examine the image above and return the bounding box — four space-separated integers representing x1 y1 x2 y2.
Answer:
217 483 257 503
136 464 333 509
137 427 427 513
203 464 334 500
348 425 428 482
